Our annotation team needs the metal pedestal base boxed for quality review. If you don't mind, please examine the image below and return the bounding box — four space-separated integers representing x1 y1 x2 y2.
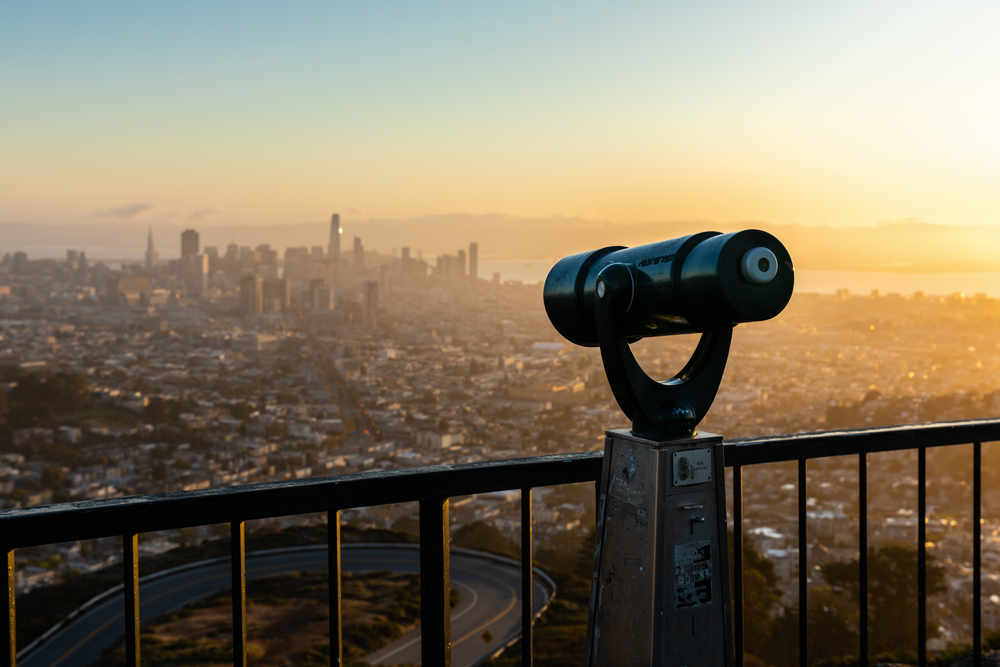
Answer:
585 429 734 667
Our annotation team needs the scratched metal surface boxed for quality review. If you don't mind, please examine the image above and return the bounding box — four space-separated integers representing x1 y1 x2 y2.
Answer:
588 432 730 666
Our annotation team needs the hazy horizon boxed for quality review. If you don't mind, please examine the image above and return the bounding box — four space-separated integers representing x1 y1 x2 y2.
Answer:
5 216 1000 278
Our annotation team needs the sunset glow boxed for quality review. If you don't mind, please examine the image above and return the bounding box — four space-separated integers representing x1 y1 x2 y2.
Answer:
2 2 999 231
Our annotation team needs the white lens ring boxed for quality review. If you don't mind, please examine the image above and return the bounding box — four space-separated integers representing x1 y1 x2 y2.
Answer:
741 247 778 285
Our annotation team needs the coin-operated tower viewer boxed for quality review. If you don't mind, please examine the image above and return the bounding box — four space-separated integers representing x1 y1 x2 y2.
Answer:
544 230 794 666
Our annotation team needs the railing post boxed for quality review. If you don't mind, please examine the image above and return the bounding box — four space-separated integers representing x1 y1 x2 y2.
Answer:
522 487 533 667
328 510 343 667
918 446 927 667
2 550 13 667
231 521 247 667
123 533 140 667
420 497 451 667
974 442 982 667
733 465 744 667
859 453 868 667
798 459 808 667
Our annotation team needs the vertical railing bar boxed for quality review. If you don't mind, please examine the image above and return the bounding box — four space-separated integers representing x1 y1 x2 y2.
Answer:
328 510 343 666
859 452 868 667
419 497 451 667
522 487 533 667
231 521 247 667
2 550 13 667
733 465 744 667
918 446 927 667
974 442 982 667
123 533 140 667
798 459 808 667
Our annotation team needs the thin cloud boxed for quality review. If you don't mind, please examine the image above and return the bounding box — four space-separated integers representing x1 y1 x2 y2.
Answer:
347 206 369 219
186 207 223 222
94 201 155 220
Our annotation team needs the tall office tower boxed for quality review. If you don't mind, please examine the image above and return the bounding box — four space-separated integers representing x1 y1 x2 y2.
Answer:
224 242 239 274
189 253 209 294
457 250 467 279
263 277 290 312
469 242 478 281
329 213 342 261
283 246 306 280
363 280 378 330
353 237 364 277
310 279 331 311
401 247 411 278
145 228 159 269
203 246 219 272
310 246 324 261
181 229 199 259
66 249 79 266
239 274 264 316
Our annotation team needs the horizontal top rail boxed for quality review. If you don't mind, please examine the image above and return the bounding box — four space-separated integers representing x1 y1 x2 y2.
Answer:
0 451 604 549
723 417 1000 467
2 418 999 549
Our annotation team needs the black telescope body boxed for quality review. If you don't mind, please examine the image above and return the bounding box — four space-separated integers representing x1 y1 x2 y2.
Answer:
543 230 793 346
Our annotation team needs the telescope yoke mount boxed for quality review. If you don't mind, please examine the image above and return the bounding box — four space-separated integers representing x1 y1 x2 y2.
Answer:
595 262 732 441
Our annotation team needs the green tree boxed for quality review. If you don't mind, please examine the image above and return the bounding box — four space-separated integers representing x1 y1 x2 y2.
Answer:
144 396 187 423
276 390 300 405
150 461 168 482
9 372 91 414
453 521 519 558
728 531 783 662
40 466 66 493
230 402 254 420
807 585 859 663
821 542 945 657
265 422 288 438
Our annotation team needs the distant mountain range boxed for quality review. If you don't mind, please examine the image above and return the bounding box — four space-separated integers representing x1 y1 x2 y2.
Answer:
2 215 998 272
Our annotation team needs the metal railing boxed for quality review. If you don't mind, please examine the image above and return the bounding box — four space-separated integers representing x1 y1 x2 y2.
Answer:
0 451 603 667
728 418 1000 667
1 417 999 666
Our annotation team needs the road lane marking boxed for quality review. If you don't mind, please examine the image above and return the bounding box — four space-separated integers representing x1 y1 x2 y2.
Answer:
46 571 230 667
452 572 518 647
40 552 516 667
370 580 480 665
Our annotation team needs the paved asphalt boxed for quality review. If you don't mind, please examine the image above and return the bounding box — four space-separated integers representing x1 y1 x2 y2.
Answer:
20 544 553 667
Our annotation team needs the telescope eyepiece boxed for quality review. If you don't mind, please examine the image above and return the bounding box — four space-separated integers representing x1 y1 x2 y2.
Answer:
741 247 778 285
595 263 636 314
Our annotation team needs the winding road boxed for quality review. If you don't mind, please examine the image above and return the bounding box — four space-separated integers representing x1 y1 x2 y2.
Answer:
19 544 554 667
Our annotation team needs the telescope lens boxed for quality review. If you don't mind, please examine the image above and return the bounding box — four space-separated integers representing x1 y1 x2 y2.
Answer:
741 247 778 285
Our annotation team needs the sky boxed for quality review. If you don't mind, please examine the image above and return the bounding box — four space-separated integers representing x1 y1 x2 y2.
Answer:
2 1 999 229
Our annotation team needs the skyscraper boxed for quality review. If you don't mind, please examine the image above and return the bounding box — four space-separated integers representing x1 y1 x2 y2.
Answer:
469 242 478 281
181 229 199 259
329 213 341 261
310 279 331 311
145 227 159 269
240 274 263 316
401 247 411 278
353 237 364 277
263 277 290 312
457 249 467 279
363 280 378 330
189 253 209 295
